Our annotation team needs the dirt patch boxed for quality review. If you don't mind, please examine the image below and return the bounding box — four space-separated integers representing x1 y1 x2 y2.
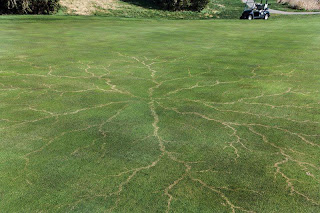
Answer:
60 0 121 15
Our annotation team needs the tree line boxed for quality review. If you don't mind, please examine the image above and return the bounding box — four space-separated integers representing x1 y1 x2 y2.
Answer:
0 0 60 14
155 0 209 11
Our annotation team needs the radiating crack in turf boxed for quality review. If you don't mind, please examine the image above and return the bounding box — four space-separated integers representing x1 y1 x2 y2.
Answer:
2 53 319 212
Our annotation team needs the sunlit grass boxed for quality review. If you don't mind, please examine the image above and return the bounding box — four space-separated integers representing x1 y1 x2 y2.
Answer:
0 15 320 212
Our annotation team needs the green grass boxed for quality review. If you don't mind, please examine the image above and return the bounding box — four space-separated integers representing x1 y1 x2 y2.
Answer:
89 0 315 19
91 0 244 19
1 15 320 212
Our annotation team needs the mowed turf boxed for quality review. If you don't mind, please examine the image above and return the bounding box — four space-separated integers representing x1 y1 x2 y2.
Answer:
0 16 320 212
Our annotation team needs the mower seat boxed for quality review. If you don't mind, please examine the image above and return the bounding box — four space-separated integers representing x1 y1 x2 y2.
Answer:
255 4 264 10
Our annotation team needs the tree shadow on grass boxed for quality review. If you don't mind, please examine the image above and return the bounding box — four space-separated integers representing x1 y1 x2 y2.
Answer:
120 0 162 10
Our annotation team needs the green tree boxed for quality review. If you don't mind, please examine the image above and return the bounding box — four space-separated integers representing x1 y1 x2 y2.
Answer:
0 0 60 14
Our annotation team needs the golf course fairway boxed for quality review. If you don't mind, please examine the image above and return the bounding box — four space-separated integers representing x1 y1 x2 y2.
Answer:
1 16 320 212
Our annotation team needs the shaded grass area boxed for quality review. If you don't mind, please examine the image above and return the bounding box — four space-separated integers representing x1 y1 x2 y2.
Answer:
93 0 245 19
1 15 320 212
120 0 161 9
90 0 312 19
